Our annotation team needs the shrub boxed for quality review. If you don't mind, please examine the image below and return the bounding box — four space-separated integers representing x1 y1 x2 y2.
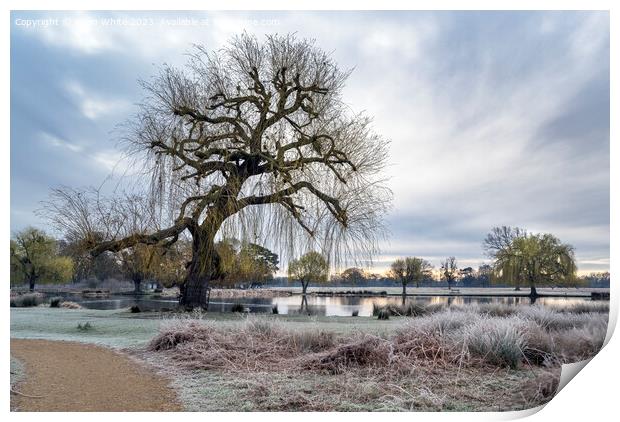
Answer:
352 310 359 317
77 322 93 331
308 335 394 374
49 297 63 308
377 308 390 320
10 293 42 308
130 305 142 313
272 304 279 314
231 303 245 313
86 278 99 289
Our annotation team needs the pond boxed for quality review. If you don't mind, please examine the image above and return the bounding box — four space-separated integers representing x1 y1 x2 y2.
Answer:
44 292 595 316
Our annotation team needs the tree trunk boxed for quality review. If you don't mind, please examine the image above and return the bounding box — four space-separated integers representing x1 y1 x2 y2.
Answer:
28 272 36 292
529 285 538 298
302 281 308 295
180 228 220 310
133 278 142 293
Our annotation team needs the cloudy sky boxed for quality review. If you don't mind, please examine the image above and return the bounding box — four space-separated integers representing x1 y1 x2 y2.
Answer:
10 10 609 274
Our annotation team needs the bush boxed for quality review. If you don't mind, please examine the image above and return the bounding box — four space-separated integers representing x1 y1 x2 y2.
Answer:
49 297 63 308
130 305 142 313
377 309 390 320
352 310 359 317
308 335 394 374
10 293 42 308
231 303 245 313
86 278 99 289
77 322 93 331
272 304 279 314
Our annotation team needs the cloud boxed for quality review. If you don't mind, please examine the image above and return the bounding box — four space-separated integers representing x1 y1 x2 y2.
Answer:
39 132 83 153
65 80 131 120
10 11 609 274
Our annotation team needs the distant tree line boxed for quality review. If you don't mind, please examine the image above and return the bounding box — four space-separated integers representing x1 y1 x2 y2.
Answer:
10 225 609 294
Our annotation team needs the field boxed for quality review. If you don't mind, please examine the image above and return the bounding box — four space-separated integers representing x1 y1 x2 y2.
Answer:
10 301 609 411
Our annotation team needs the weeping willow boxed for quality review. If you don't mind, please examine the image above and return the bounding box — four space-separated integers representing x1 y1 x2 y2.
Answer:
42 33 392 308
486 227 577 297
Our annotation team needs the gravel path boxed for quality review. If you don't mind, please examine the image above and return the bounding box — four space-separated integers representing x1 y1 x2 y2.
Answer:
10 339 182 411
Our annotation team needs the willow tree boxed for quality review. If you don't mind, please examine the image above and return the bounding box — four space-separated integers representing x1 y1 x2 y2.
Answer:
288 251 329 296
46 33 390 308
483 226 577 298
10 227 74 291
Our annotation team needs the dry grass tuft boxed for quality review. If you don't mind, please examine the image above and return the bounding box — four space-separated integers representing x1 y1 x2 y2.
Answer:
305 335 394 374
60 301 82 309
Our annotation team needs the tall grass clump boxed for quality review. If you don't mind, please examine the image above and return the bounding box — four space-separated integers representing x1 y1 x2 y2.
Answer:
461 317 527 369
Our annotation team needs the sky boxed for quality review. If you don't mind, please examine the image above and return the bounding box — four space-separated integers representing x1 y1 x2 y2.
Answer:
10 10 610 275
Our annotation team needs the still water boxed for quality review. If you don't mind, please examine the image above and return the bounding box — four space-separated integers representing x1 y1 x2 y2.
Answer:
51 293 593 317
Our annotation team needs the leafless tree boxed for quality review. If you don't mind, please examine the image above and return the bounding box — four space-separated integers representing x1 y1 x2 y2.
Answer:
42 186 172 292
43 33 391 308
440 256 459 290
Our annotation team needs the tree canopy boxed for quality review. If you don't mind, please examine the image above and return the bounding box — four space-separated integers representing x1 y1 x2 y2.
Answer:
288 251 329 294
484 226 577 297
215 238 279 286
390 257 433 295
43 32 391 308
10 227 74 290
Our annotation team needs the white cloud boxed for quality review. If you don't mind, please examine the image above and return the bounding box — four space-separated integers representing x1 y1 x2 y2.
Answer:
65 81 131 120
39 132 83 152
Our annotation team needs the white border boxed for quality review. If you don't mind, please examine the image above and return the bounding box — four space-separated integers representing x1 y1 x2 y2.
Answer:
3 1 616 421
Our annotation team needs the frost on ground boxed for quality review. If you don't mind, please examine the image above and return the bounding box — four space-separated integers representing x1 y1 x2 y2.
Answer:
10 302 608 411
139 303 607 411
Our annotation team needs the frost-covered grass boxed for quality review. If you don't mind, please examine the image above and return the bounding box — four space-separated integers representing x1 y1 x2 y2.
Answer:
10 357 25 388
10 303 608 411
10 307 405 348
10 308 164 348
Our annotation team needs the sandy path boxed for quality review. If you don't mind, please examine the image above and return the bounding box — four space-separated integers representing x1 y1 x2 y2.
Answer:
10 339 182 411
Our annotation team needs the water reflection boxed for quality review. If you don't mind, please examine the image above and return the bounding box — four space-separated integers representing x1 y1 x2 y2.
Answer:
40 293 594 316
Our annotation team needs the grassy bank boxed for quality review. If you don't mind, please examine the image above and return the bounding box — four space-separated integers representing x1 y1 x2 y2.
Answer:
10 303 608 411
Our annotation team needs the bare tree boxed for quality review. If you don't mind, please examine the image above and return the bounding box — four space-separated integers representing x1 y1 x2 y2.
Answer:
43 33 391 308
440 257 459 290
42 187 172 293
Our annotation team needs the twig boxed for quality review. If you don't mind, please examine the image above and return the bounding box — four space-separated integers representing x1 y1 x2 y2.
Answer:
10 388 45 398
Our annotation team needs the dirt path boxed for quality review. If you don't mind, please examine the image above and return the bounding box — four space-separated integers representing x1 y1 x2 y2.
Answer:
10 339 182 411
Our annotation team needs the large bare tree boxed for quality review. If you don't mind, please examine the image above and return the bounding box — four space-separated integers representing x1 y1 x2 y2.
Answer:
44 33 391 308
